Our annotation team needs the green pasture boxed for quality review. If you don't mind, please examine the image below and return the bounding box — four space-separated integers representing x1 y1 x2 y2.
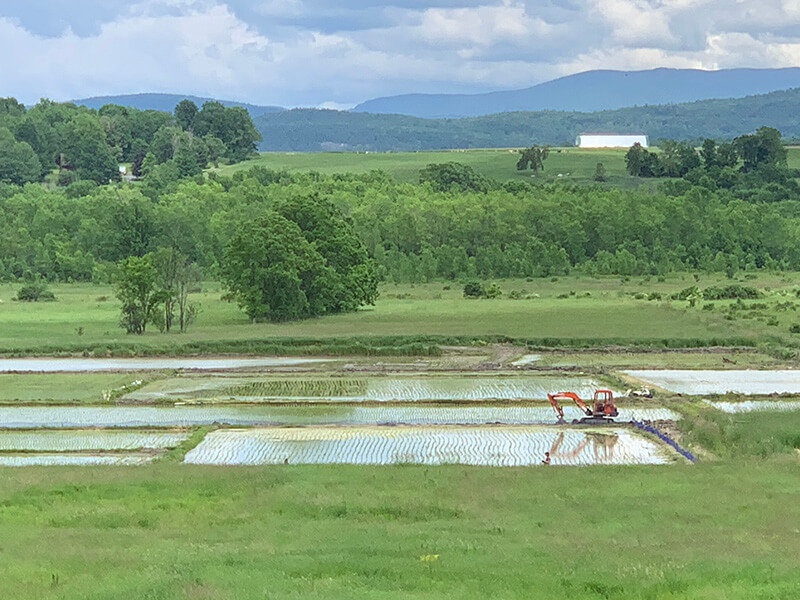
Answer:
1 456 798 599
0 373 152 404
215 146 800 187
1 273 798 354
215 147 634 185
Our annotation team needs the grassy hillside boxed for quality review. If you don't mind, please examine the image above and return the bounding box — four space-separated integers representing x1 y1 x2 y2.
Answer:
254 88 800 152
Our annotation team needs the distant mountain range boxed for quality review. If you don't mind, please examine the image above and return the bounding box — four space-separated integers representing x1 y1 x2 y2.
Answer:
70 93 283 118
253 88 800 152
353 67 800 118
62 68 800 152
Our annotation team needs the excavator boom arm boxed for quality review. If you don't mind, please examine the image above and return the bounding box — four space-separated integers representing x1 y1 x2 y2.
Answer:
547 392 593 419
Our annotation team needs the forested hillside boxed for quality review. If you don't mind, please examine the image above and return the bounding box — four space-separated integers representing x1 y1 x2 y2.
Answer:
255 88 800 151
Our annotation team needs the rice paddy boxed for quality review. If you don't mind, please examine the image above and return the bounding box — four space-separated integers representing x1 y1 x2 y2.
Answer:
126 374 610 403
0 430 189 451
0 403 680 429
0 429 189 467
704 399 800 413
0 453 153 466
184 426 675 466
625 369 800 395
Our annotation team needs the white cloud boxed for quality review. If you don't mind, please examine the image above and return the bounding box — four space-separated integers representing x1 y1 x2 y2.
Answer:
2 0 800 107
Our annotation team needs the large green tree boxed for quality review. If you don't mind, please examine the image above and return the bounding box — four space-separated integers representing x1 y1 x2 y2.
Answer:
57 114 120 184
114 255 161 334
516 145 550 172
274 194 379 311
221 212 336 322
0 128 42 185
734 127 788 172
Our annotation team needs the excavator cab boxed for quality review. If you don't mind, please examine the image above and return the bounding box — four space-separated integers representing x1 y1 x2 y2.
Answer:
593 389 619 418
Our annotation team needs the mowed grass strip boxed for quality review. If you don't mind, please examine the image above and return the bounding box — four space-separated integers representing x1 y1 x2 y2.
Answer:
1 460 798 599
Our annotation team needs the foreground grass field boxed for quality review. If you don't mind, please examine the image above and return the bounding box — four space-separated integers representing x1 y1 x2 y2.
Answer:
216 146 800 187
1 273 798 354
2 459 798 599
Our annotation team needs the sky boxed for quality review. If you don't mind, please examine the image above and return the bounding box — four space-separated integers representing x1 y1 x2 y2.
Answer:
1 0 799 108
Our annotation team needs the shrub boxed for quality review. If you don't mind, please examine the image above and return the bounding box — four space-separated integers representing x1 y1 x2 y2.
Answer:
484 283 502 299
508 290 522 300
463 281 485 298
15 282 55 302
671 286 699 301
703 284 759 300
790 324 800 334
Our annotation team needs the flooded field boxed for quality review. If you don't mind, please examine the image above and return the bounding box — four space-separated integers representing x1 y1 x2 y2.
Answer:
0 357 328 373
0 404 678 428
126 375 610 403
0 453 152 466
705 400 800 413
624 370 800 395
185 426 673 466
0 430 188 451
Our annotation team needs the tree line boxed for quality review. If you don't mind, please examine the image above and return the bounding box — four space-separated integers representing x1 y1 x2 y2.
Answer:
2 160 800 291
0 97 261 186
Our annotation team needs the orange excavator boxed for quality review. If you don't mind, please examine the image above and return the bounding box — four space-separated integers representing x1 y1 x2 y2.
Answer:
547 389 619 425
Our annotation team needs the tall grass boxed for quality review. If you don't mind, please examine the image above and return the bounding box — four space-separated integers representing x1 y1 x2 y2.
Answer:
681 409 800 458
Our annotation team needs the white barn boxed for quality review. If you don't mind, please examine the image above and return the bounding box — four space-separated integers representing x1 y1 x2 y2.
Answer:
576 134 649 148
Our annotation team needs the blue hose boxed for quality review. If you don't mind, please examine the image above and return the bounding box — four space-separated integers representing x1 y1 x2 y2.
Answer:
631 419 697 463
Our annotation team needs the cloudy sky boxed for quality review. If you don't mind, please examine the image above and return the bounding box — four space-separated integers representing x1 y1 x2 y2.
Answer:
1 0 799 108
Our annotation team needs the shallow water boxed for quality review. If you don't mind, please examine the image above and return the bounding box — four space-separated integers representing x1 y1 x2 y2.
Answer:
0 357 328 373
509 355 542 366
0 405 678 428
184 426 672 466
624 370 800 395
704 399 800 413
0 430 188 451
0 453 152 466
128 375 608 402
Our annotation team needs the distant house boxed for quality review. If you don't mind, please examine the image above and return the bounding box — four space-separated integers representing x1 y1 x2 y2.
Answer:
576 134 649 148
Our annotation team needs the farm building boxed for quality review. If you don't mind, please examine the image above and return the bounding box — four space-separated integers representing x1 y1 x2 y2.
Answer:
576 134 649 148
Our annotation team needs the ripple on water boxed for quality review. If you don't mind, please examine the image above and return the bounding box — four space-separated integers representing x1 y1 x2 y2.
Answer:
0 405 679 428
184 426 674 466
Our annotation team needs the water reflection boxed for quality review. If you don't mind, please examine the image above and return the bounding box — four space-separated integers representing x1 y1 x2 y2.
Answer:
548 431 620 464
